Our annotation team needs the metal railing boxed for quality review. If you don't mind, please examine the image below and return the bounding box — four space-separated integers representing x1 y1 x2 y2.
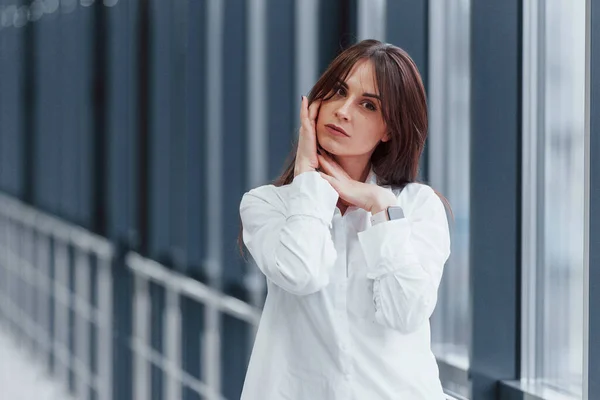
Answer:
0 193 114 400
0 191 263 400
126 252 261 400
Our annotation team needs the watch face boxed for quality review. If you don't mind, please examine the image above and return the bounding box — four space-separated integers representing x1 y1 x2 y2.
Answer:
387 206 404 220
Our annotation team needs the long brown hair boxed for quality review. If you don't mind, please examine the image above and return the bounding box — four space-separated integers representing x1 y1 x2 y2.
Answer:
240 40 448 258
275 39 428 188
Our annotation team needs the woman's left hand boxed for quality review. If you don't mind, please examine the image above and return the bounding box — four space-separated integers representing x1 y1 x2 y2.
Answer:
317 152 397 214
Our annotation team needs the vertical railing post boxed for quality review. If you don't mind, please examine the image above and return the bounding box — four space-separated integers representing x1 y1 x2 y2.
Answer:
16 222 32 348
164 283 182 400
133 273 150 400
52 234 70 390
5 218 16 336
97 253 114 400
203 302 221 400
25 224 39 357
75 246 91 400
0 215 7 326
36 230 52 370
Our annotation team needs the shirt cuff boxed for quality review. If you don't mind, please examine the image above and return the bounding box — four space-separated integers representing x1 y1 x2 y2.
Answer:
286 171 339 226
357 218 419 278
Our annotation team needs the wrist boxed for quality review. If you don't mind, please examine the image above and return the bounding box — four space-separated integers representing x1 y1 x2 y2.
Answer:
369 188 397 214
294 161 316 177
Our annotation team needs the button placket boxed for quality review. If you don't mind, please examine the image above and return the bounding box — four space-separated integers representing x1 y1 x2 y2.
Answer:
335 215 354 379
330 215 346 311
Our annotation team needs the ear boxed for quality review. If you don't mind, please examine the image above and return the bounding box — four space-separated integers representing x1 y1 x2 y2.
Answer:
381 131 391 143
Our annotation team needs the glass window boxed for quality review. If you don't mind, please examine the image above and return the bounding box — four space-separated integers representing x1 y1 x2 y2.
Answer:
428 0 472 391
522 0 586 396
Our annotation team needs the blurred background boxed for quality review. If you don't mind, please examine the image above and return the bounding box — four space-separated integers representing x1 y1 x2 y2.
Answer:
0 0 593 399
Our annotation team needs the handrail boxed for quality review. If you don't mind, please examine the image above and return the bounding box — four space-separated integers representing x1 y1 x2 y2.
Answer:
0 192 114 258
0 191 114 400
126 251 262 325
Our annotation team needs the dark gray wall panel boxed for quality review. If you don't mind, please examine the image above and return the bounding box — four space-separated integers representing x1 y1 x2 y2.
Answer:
221 0 247 288
386 0 428 89
470 1 522 398
267 0 295 181
220 2 249 399
106 0 140 246
33 11 61 214
105 1 141 399
148 0 172 263
184 0 207 277
57 5 95 228
0 22 25 197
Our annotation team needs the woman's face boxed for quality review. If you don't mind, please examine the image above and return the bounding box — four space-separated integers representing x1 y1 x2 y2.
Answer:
316 59 389 158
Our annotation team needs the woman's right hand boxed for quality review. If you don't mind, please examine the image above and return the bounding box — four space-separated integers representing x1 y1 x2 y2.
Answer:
294 96 322 177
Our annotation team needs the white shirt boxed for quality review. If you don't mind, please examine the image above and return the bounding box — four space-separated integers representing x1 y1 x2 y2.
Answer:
239 170 451 400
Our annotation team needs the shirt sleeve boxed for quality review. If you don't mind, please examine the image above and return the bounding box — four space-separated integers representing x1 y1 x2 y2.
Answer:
357 185 451 333
240 171 339 296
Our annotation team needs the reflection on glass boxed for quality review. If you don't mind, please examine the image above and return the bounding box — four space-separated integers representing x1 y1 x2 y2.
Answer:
428 0 471 376
44 0 60 15
29 1 45 22
540 0 585 394
2 6 17 27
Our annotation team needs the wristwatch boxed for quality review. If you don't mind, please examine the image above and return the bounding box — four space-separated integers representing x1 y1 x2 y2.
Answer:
370 205 405 226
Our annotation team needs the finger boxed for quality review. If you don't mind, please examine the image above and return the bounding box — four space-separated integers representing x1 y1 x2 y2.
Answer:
299 96 308 123
318 153 341 175
319 172 335 186
321 153 352 181
308 99 321 122
300 98 315 133
318 149 332 161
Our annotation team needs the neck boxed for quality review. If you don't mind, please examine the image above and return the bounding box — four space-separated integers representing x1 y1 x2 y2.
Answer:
332 155 372 183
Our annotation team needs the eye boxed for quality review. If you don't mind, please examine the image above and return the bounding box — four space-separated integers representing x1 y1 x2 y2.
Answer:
334 85 347 97
362 101 377 111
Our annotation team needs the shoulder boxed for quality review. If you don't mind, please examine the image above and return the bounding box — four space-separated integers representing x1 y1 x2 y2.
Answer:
240 183 287 213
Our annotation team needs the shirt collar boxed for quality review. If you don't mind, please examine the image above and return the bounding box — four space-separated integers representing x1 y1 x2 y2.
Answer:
366 167 378 185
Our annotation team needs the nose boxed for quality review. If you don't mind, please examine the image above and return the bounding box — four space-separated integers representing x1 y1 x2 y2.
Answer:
334 99 351 121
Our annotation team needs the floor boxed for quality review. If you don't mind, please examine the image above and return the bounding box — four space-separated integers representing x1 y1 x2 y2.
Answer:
0 326 74 400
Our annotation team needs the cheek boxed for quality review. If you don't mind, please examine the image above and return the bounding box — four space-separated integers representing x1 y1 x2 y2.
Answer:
357 119 387 145
316 103 333 121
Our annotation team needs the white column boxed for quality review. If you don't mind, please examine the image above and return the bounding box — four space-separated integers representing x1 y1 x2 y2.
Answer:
204 1 224 397
583 1 591 398
521 0 541 381
357 0 387 41
245 0 267 343
205 0 224 285
294 0 319 130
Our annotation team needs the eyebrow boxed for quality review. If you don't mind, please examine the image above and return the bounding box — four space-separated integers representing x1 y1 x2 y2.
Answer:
336 79 381 101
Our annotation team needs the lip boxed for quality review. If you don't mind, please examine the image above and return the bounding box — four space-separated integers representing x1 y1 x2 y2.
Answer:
325 124 349 137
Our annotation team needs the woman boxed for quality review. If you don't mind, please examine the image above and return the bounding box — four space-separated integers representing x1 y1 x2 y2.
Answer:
239 40 451 399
